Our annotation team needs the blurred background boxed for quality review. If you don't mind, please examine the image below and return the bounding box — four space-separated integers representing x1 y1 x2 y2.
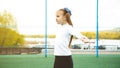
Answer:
0 0 120 55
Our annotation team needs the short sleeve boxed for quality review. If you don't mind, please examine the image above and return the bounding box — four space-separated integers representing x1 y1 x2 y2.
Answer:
68 26 84 39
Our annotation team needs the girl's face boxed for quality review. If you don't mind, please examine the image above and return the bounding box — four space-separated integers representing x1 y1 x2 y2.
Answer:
56 10 65 24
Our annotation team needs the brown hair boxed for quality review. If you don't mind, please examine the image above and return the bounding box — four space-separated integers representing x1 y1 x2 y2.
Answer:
59 9 73 48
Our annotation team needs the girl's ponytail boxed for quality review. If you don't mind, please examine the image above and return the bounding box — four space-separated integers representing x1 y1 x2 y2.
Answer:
65 13 73 26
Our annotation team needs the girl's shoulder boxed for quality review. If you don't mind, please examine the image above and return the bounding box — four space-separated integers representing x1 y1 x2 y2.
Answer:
65 24 73 28
65 24 73 32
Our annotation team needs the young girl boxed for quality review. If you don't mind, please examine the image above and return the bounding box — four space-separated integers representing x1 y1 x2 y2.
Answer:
54 8 89 68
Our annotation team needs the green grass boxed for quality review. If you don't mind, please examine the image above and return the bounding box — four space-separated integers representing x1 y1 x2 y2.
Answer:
0 54 120 68
73 54 120 68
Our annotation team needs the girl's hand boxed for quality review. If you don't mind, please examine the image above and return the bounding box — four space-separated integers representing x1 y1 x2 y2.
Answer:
81 36 90 43
81 36 95 43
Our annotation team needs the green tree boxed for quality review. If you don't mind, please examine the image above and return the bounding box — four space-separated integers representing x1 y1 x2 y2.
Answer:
81 31 120 39
0 28 24 47
0 10 24 47
0 10 17 30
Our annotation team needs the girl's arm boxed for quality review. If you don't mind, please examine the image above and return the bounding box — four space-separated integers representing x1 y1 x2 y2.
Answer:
68 26 89 43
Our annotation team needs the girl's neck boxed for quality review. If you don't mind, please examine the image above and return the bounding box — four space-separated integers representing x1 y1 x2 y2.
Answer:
61 21 67 25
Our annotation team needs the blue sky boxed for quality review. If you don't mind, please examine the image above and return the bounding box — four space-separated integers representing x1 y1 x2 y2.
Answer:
0 0 120 34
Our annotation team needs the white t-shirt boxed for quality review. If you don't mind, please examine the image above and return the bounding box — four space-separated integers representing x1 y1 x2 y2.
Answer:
54 23 84 56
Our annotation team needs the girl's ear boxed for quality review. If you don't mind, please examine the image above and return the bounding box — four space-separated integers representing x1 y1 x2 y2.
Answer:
63 15 67 21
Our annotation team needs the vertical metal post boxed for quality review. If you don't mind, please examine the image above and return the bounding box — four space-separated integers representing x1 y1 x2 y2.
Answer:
96 0 99 58
45 0 48 57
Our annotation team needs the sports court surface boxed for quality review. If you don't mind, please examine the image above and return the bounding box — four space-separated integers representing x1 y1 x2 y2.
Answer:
0 54 120 68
